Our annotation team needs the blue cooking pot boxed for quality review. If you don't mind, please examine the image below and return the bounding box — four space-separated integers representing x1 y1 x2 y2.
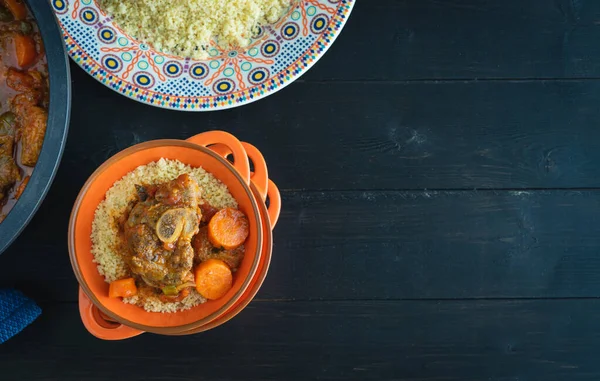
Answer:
0 0 71 254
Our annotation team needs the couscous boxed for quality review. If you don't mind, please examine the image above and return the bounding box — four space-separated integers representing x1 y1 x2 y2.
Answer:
99 0 291 59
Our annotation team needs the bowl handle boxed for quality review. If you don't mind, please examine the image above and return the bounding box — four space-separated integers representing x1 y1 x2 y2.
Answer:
265 179 281 229
196 139 280 229
198 141 269 201
242 143 269 202
78 288 143 340
186 131 251 185
242 142 280 228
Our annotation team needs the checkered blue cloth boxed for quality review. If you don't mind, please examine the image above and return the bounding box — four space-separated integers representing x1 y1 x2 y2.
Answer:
0 289 41 344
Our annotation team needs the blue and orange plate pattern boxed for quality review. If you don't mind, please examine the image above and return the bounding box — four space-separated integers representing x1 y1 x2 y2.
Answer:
51 0 355 111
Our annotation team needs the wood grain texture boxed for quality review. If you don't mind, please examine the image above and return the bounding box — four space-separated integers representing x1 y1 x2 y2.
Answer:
304 0 600 81
5 1 600 380
4 189 600 301
1 300 599 381
66 67 600 190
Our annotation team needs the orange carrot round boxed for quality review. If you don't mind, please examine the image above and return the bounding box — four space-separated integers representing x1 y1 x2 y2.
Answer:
3 0 27 20
194 259 232 300
208 208 249 250
13 175 29 200
14 34 36 67
109 278 138 298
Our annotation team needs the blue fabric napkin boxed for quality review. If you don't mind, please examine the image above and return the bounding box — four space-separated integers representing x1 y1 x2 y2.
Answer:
0 289 41 344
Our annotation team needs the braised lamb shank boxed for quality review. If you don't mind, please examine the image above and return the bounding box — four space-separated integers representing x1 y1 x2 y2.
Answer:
122 174 202 289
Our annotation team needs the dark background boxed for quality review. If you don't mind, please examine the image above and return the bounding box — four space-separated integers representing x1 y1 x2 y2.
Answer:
3 0 600 379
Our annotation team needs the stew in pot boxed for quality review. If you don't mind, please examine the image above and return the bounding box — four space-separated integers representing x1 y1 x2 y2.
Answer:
0 0 48 223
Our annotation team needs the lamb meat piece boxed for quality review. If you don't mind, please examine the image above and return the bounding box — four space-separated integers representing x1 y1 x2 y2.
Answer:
9 92 47 166
19 105 46 166
123 174 202 289
6 67 44 93
0 155 20 201
0 135 13 157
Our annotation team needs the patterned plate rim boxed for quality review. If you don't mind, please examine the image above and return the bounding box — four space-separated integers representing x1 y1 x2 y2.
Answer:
53 0 356 111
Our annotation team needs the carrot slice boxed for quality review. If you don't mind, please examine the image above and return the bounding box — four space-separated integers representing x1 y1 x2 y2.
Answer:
13 175 29 200
109 278 138 298
194 259 232 300
13 34 36 67
208 208 249 250
3 0 27 20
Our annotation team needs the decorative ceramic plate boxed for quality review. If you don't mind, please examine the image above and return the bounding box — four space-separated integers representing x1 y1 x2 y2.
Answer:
51 0 355 111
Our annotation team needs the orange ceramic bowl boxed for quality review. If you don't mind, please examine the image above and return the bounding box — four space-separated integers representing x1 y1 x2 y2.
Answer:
69 131 268 334
79 179 280 339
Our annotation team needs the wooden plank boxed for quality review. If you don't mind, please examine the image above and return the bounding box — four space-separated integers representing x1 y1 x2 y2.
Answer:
304 0 600 81
5 189 600 301
1 299 600 380
260 189 600 300
68 68 600 190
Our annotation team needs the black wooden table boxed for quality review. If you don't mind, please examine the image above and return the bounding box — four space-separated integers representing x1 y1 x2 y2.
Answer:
3 0 600 379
